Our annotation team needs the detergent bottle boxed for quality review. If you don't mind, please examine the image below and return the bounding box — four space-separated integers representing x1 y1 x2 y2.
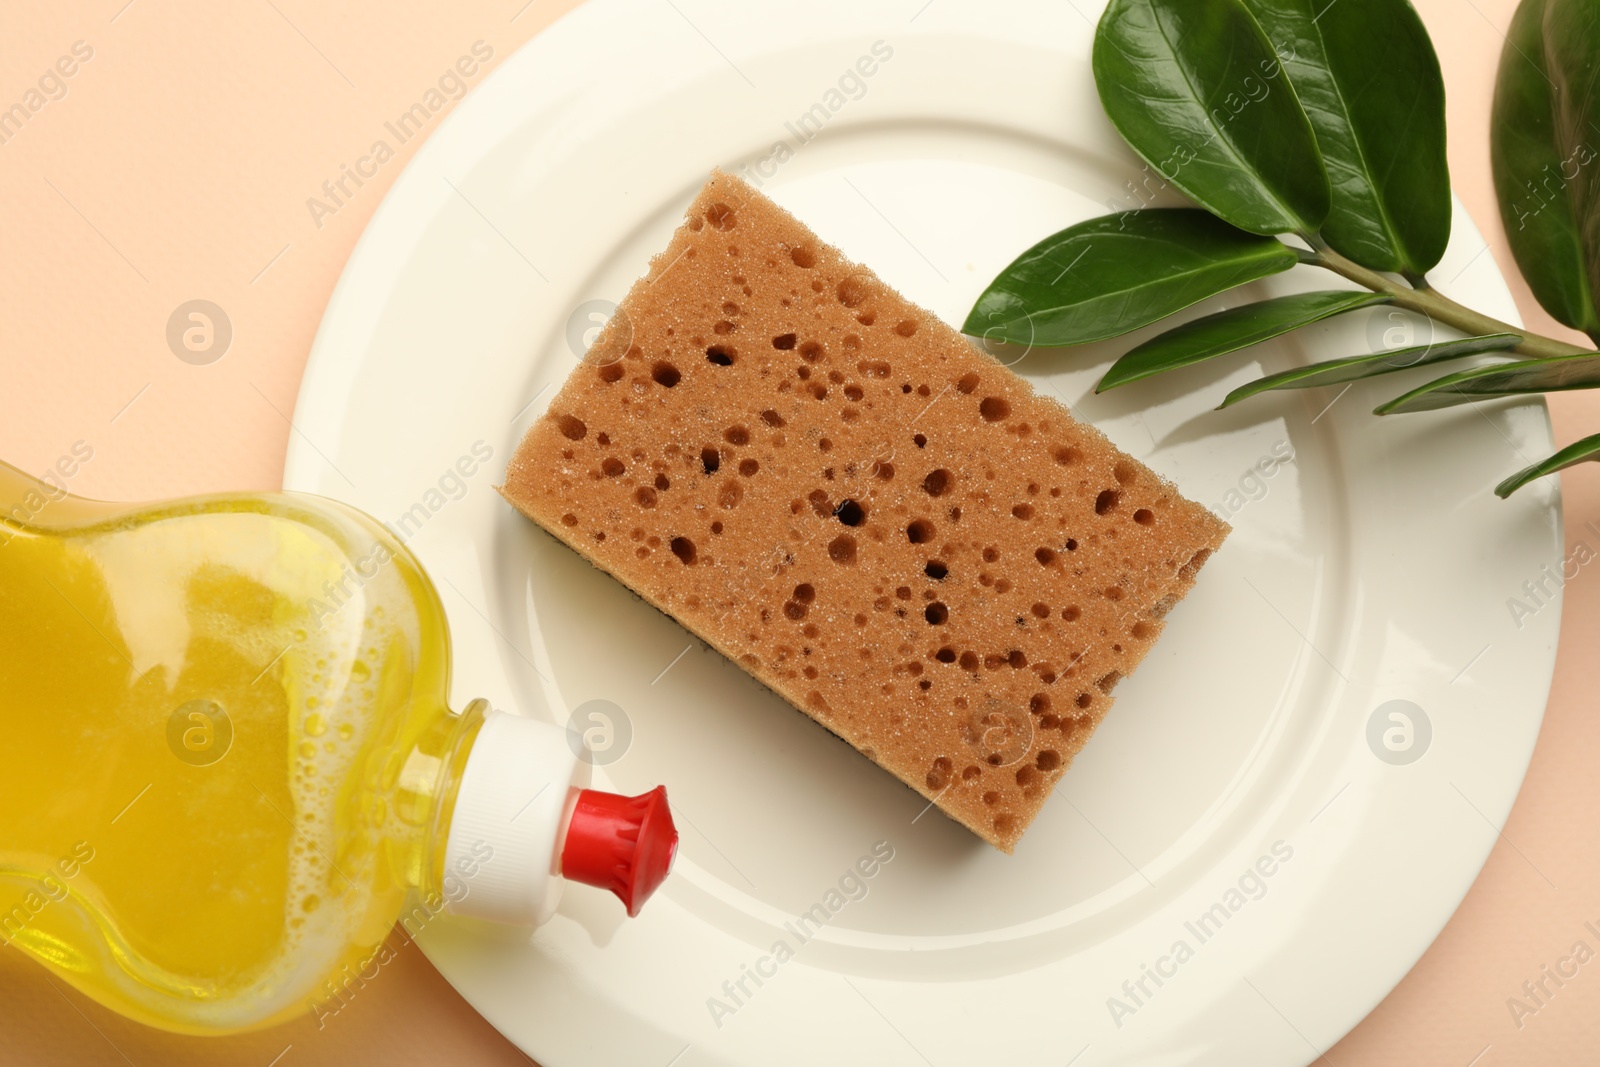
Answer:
0 458 676 1034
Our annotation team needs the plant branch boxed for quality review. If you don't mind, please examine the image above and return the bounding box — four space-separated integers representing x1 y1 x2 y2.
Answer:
1303 237 1593 360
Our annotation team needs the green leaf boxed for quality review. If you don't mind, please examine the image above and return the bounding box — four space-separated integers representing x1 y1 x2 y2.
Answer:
1218 333 1522 407
1491 0 1600 334
1099 290 1391 391
1375 351 1600 413
1243 0 1450 273
1093 0 1331 236
1496 432 1600 496
1540 0 1600 337
963 210 1300 347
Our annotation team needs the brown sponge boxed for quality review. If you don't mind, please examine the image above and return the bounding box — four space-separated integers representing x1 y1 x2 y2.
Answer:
502 170 1229 851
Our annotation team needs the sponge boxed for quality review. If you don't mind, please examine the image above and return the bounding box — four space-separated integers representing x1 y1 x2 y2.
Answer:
501 171 1229 851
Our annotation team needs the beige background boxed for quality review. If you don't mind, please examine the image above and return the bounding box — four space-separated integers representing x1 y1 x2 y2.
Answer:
2 1 1597 1064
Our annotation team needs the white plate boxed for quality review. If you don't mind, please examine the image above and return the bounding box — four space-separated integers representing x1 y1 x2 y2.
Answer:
285 1 1564 1063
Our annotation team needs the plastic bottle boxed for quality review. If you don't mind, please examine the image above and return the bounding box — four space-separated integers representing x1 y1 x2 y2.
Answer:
0 458 677 1034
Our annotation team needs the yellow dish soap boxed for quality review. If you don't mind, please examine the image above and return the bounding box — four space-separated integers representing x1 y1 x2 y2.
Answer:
0 458 677 1035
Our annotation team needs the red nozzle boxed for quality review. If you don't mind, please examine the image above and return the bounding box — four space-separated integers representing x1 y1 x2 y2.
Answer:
559 785 678 917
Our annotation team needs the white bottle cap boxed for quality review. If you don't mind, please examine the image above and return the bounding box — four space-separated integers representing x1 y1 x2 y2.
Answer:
442 710 588 926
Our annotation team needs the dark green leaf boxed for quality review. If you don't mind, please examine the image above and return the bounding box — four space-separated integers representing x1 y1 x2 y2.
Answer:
963 210 1300 347
1243 0 1450 273
1491 0 1600 333
1375 350 1600 413
1218 333 1522 407
1496 432 1600 496
1540 0 1600 338
1093 0 1331 236
1099 290 1390 391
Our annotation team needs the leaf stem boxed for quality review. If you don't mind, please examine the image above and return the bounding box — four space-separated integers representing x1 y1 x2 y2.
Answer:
1304 239 1592 359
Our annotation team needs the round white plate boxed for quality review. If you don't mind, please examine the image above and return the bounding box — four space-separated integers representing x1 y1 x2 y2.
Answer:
285 1 1564 1063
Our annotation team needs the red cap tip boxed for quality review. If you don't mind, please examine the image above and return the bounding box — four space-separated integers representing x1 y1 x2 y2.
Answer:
559 785 678 917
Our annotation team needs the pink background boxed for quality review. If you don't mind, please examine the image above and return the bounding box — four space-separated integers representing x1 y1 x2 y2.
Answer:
2 1 1596 1064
